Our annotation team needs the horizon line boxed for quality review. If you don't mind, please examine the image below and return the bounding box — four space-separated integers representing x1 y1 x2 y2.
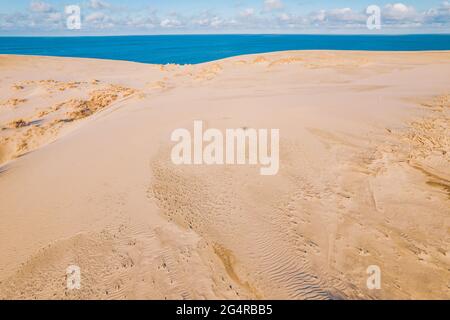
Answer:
1 32 450 38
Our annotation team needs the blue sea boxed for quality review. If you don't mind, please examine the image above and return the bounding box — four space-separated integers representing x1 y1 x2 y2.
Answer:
0 34 449 65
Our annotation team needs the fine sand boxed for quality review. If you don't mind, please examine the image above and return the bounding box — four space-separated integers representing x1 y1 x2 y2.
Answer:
0 51 449 300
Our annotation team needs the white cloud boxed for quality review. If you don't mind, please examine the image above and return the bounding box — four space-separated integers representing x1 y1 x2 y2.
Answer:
30 1 53 13
279 13 290 21
46 12 62 23
384 3 418 21
264 0 284 11
84 13 115 29
310 7 366 26
209 17 224 28
85 12 106 22
194 16 224 28
425 1 450 24
310 10 326 23
193 18 210 26
160 18 182 28
88 0 110 10
240 8 255 18
125 12 160 29
0 12 30 29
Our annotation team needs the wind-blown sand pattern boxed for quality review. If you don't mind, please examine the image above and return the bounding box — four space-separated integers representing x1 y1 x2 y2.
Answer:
0 52 449 300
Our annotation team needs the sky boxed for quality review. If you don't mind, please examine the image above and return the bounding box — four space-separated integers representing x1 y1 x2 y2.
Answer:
0 0 449 35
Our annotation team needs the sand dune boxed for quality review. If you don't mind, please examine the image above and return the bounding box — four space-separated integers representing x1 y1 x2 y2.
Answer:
0 51 449 300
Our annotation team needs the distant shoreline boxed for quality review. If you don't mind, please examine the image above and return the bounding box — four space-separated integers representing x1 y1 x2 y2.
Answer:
2 49 450 66
1 34 450 65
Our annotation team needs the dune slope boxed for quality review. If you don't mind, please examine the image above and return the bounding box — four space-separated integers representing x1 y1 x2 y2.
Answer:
0 51 449 300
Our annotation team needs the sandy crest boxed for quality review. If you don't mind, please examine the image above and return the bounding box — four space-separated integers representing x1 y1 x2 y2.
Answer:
0 51 449 300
